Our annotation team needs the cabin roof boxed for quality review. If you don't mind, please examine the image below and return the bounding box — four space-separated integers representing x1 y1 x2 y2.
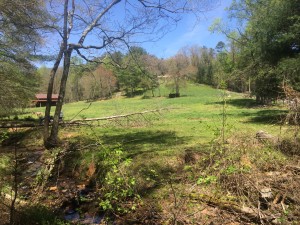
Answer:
35 94 59 100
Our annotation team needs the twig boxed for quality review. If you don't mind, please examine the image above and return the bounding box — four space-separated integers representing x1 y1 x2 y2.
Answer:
69 102 92 121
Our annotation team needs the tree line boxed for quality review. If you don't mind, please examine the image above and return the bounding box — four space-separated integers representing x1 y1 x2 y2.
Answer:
36 45 216 101
210 0 300 104
36 0 300 106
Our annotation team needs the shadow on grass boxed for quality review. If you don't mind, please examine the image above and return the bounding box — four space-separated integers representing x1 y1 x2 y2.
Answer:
211 98 259 108
66 129 188 166
101 130 183 144
100 130 187 156
245 110 287 124
67 130 189 197
227 98 259 108
208 98 288 125
65 130 188 167
1 129 35 146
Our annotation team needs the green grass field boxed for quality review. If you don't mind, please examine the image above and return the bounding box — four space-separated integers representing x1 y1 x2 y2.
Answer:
6 83 299 224
26 83 286 179
27 83 286 156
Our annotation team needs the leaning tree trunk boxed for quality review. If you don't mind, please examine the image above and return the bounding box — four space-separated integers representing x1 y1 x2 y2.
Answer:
45 0 70 148
47 48 73 147
44 43 64 147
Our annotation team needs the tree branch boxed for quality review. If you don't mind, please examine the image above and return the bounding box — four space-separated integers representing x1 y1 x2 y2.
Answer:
67 0 75 38
137 0 187 14
78 0 122 45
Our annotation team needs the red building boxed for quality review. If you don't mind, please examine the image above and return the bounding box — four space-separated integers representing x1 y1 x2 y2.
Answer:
34 94 59 107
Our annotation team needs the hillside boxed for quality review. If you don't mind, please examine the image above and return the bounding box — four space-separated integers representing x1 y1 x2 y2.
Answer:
1 84 299 225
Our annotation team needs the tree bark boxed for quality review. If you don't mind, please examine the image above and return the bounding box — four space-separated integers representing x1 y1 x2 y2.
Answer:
45 0 70 148
43 43 64 146
175 76 180 95
47 48 73 147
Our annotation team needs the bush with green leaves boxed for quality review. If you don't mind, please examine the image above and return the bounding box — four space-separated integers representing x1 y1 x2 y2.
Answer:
99 147 140 215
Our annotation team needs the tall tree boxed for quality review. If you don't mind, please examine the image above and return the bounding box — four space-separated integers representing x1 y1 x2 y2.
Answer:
113 47 158 97
0 0 50 116
211 0 300 102
114 47 148 96
196 46 215 85
84 65 117 100
166 52 190 96
239 0 300 101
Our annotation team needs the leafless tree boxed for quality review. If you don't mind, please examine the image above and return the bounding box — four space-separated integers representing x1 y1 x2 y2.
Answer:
166 52 190 96
43 0 218 148
81 65 117 100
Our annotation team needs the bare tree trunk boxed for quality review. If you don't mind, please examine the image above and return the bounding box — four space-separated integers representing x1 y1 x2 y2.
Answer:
175 76 180 96
47 49 73 147
248 77 251 94
175 85 180 95
45 0 70 147
44 44 64 147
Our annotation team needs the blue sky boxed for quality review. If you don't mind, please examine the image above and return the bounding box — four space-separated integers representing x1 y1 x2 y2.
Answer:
38 0 232 67
142 0 232 58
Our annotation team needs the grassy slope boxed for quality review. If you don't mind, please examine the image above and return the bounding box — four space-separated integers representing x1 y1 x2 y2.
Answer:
24 83 287 176
56 83 283 146
29 83 283 140
22 83 297 224
27 83 286 182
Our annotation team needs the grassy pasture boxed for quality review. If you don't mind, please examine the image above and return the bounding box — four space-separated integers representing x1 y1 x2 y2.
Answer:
3 83 297 224
26 83 286 160
29 83 284 135
24 84 287 181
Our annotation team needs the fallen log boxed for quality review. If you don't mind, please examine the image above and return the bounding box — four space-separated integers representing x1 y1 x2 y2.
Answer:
0 108 174 128
69 108 170 123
